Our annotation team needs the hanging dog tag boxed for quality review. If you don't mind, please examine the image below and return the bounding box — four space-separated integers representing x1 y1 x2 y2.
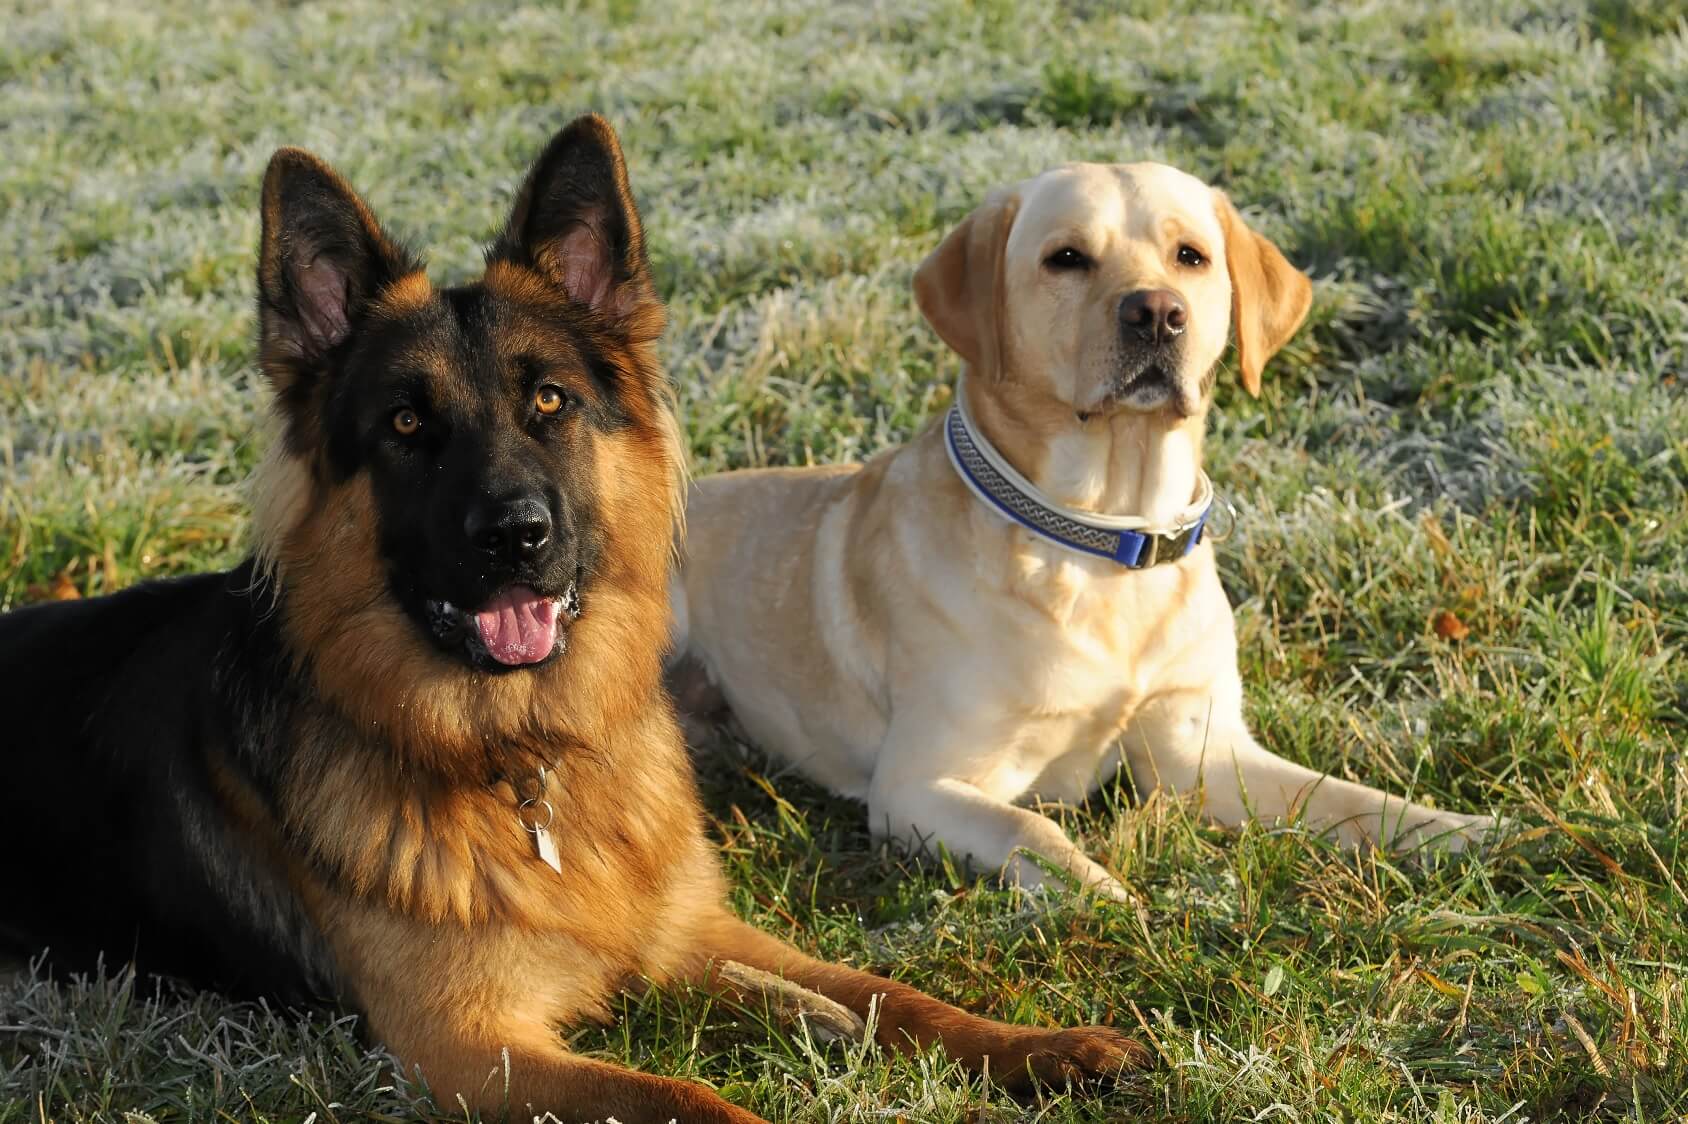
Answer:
531 821 562 874
516 768 563 875
519 801 563 875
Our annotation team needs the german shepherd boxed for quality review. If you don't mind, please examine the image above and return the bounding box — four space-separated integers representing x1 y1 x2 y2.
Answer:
0 115 1145 1122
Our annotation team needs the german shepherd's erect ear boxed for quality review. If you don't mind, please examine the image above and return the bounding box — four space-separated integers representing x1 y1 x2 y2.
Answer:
489 114 662 343
256 151 419 410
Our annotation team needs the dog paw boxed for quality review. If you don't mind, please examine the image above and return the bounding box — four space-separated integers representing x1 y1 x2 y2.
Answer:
1396 809 1501 855
1004 851 1132 903
995 1025 1152 1092
1365 801 1509 858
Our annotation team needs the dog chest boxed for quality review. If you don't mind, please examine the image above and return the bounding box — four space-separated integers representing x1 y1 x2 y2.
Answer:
982 558 1229 801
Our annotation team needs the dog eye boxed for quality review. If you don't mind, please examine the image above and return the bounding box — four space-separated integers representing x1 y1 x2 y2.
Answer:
1176 245 1207 268
534 385 569 416
1043 247 1091 271
392 408 421 436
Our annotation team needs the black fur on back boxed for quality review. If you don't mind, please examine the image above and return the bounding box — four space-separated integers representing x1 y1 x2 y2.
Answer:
0 563 335 1003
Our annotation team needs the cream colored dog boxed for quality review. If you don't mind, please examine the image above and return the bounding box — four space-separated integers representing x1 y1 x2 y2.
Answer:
671 163 1492 900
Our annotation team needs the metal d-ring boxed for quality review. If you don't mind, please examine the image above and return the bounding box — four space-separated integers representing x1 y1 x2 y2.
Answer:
518 797 555 834
1204 496 1238 544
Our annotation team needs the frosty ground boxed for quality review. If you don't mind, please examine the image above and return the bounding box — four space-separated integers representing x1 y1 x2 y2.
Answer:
1 1 1685 1120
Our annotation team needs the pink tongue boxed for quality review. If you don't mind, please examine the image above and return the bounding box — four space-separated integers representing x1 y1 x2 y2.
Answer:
473 586 558 666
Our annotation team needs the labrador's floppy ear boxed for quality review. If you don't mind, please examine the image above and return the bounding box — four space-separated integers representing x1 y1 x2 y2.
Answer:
914 190 1020 378
1215 194 1312 396
257 148 416 389
489 113 659 340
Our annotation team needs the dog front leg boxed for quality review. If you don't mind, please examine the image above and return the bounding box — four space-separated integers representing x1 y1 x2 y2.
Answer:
372 1016 766 1124
681 910 1149 1091
868 766 1130 901
1121 684 1492 852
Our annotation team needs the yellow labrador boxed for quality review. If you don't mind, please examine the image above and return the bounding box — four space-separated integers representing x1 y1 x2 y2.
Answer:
672 163 1492 900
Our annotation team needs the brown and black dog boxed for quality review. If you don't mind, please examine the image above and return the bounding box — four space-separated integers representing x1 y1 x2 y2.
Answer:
0 115 1145 1122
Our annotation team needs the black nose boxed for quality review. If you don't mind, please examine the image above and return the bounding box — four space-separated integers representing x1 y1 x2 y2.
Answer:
465 495 552 563
1119 289 1188 345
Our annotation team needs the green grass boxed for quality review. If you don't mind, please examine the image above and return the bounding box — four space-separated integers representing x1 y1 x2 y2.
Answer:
3 0 1687 1120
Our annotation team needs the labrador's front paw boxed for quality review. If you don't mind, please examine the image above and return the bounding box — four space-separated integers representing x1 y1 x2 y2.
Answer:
1389 807 1500 854
1004 849 1131 902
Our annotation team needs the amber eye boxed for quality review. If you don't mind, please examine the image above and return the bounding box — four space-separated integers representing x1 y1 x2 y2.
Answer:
392 408 421 436
534 385 567 416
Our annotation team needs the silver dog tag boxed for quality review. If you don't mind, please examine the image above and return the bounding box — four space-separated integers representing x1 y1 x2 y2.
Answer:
532 824 562 874
516 767 563 875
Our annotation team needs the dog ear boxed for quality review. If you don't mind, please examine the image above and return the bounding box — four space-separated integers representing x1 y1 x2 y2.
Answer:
491 113 659 338
1215 194 1312 396
257 149 413 384
914 190 1020 378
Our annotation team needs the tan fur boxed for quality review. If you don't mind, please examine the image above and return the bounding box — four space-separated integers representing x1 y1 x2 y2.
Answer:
675 163 1494 910
249 430 315 581
370 270 435 319
1215 194 1314 395
912 191 1019 377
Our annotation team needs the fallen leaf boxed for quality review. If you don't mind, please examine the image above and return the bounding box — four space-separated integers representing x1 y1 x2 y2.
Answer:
1419 967 1465 1000
1433 610 1468 641
24 572 82 603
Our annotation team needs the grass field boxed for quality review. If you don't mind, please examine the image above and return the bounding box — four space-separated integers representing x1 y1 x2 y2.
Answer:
3 0 1687 1120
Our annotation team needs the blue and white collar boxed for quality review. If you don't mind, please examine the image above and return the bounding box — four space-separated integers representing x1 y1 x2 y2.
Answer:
942 393 1216 569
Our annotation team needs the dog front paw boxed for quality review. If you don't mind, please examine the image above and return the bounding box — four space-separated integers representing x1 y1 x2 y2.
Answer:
1004 850 1132 903
993 1024 1153 1092
1391 808 1502 855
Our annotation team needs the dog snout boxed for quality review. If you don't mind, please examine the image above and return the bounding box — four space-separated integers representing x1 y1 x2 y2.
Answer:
465 494 554 564
1119 289 1187 345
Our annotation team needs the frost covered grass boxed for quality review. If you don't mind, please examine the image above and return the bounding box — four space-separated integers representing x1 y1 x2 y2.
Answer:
2 0 1686 1120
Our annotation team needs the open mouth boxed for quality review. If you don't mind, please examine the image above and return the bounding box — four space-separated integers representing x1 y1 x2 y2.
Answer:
426 580 582 670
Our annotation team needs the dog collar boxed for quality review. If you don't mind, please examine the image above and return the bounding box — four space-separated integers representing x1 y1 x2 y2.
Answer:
942 396 1216 569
